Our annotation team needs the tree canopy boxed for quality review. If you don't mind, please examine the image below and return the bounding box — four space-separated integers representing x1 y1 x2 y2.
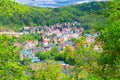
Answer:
0 0 107 31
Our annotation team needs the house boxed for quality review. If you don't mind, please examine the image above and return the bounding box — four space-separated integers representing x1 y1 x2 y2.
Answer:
31 57 40 63
24 40 34 49
32 47 41 54
22 27 30 34
20 49 34 60
20 49 40 62
59 38 64 44
86 36 95 43
53 38 57 44
14 42 21 47
94 45 99 51
42 38 51 50
23 27 30 30
84 40 90 48
24 40 38 49
43 38 49 46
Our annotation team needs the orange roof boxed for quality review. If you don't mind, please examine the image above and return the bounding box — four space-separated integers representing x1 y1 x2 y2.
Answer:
84 40 88 44
59 64 63 68
9 30 15 32
27 40 33 43
60 38 64 43
43 39 49 42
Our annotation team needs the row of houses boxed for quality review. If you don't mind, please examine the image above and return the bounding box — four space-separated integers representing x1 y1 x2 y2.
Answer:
21 22 81 34
0 30 23 37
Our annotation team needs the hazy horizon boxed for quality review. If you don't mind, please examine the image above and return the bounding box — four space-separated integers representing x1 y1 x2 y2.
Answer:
16 0 107 8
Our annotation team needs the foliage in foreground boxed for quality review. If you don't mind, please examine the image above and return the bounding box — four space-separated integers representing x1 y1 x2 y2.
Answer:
0 0 120 80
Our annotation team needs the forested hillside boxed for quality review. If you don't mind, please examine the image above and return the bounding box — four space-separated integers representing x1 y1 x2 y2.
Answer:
0 0 107 30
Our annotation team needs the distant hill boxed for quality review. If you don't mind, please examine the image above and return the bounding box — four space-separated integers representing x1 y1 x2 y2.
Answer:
0 0 108 31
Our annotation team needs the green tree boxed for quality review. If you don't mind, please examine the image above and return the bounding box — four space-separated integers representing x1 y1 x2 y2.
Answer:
0 35 28 80
30 62 69 80
94 0 120 79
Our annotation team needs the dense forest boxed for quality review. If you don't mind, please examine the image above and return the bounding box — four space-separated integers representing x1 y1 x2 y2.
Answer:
0 0 107 31
0 0 120 80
